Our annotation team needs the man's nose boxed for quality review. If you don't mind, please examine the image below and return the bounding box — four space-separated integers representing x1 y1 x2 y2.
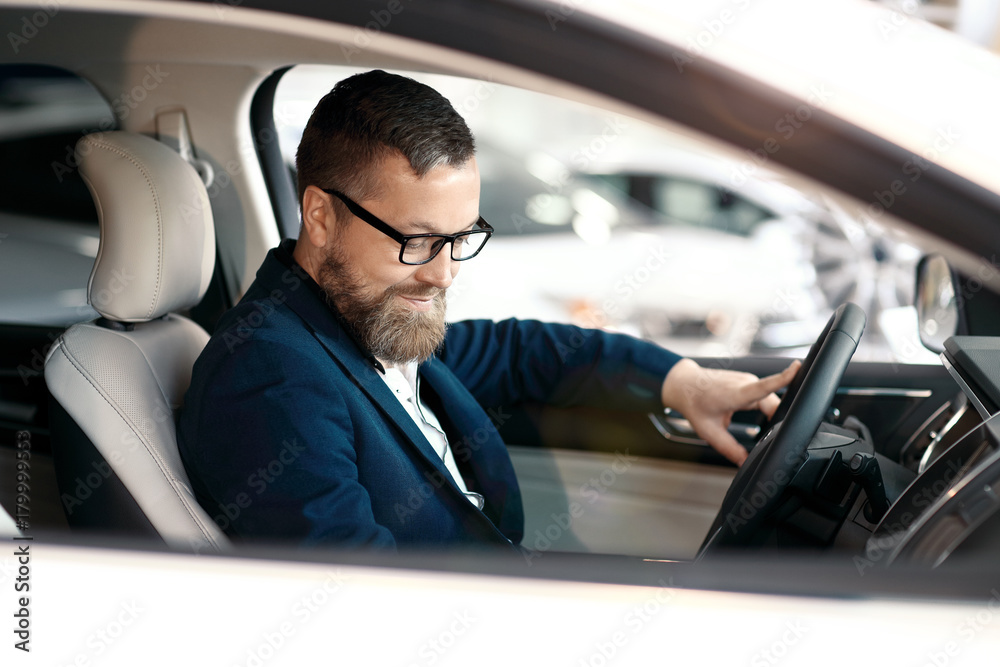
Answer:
413 245 457 289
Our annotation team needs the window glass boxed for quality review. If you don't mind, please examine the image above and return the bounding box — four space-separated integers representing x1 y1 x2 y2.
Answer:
274 66 928 363
660 179 718 225
649 177 771 236
0 65 116 326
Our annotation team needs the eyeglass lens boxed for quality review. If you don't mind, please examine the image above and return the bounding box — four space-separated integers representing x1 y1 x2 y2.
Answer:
400 232 489 264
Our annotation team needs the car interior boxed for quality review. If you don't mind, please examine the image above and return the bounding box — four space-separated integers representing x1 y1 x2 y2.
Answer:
3 2 1000 600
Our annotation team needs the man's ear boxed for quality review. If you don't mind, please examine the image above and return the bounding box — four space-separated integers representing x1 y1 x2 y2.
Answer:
300 185 337 249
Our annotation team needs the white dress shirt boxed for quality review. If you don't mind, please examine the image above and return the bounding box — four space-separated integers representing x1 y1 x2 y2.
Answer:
378 361 484 508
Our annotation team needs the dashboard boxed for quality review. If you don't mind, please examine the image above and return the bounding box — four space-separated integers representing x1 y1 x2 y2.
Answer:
868 337 1000 567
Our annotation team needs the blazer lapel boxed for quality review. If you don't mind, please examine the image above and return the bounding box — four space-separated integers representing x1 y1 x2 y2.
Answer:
419 357 522 527
266 251 462 490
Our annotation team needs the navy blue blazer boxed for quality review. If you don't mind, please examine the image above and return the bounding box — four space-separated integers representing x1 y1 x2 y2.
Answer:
178 240 681 550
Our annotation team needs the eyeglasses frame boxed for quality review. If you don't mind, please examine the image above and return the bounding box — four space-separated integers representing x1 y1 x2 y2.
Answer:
322 188 493 265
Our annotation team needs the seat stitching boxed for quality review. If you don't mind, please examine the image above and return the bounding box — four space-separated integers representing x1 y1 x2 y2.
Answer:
85 138 164 320
52 340 223 550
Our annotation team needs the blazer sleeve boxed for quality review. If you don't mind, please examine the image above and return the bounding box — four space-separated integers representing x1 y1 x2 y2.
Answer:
437 318 682 412
179 336 397 550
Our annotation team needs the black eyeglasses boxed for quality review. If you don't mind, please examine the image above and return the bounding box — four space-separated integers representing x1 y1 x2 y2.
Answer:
323 189 493 265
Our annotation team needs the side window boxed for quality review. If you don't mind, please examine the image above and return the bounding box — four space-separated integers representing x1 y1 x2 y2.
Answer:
0 65 116 326
273 66 922 363
651 177 771 236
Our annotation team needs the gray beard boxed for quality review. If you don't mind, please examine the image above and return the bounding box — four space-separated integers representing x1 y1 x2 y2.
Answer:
317 249 448 365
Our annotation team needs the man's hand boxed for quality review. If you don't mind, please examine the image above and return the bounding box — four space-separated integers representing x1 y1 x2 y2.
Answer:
660 358 801 465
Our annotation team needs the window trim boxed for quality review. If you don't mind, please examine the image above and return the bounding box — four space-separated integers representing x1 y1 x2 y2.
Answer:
250 66 299 240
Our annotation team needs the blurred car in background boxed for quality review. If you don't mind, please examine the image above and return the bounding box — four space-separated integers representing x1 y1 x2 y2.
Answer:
458 139 919 358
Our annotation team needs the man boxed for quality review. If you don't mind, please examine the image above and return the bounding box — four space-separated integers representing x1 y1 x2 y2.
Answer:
178 70 797 551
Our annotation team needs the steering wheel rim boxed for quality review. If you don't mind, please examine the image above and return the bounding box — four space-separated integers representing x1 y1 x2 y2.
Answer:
698 302 866 555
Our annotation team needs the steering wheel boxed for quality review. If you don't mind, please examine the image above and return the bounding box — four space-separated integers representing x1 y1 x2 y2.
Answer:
698 302 866 555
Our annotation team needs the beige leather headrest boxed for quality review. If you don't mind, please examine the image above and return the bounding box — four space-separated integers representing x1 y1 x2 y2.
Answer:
77 132 215 322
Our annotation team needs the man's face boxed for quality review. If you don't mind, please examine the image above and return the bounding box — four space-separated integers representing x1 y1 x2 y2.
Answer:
317 153 481 365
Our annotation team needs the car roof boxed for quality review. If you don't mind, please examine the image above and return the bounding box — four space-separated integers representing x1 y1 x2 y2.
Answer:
595 0 1000 196
5 0 997 284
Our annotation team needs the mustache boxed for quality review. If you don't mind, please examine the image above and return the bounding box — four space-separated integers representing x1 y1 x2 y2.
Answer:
385 283 445 300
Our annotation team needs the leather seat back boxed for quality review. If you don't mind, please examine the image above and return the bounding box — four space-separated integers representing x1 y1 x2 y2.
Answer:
44 132 227 552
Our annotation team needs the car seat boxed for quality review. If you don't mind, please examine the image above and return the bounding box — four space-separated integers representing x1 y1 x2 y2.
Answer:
44 131 228 553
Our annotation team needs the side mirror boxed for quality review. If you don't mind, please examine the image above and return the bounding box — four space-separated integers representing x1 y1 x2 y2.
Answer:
915 254 959 353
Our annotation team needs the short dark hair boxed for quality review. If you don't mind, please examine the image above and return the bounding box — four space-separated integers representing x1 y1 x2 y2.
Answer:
295 69 476 212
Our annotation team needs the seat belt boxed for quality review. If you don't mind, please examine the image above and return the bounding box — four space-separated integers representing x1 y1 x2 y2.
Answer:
154 108 215 187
